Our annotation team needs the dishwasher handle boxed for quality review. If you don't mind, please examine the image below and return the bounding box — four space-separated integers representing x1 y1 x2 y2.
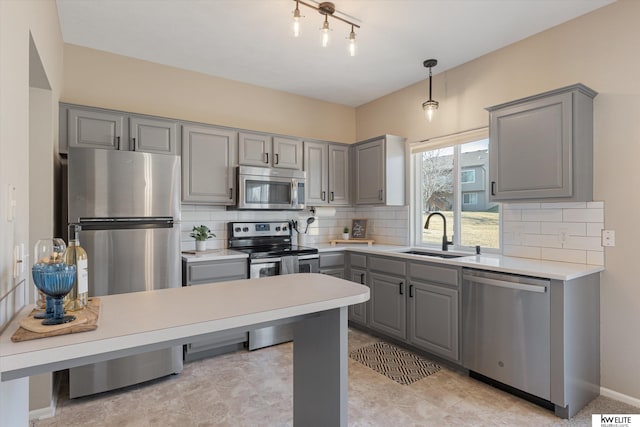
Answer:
463 274 547 293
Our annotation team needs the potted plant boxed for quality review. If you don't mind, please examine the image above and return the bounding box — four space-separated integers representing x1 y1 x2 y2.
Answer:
342 227 350 240
190 225 215 251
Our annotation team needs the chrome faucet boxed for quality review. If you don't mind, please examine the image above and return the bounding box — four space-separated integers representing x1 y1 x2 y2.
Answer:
424 212 452 251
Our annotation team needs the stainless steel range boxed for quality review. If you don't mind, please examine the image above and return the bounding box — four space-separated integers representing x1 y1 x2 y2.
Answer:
228 221 319 350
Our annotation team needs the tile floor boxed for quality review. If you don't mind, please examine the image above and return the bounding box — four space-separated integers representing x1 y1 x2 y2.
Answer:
32 328 638 427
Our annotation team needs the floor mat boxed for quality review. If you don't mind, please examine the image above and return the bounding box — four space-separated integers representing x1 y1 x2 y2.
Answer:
349 342 441 385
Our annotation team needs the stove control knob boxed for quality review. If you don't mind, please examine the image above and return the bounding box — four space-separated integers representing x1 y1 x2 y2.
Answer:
275 226 281 231
242 227 249 232
282 226 288 231
234 227 241 232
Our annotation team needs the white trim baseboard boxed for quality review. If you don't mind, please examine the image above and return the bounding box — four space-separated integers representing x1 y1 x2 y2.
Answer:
28 400 55 421
601 387 640 408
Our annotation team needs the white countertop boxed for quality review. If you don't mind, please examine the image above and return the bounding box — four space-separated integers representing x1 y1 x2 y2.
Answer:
317 244 602 280
182 248 248 262
182 243 603 281
0 274 369 380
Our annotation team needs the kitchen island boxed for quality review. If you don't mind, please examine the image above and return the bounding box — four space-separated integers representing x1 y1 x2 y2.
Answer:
0 273 369 426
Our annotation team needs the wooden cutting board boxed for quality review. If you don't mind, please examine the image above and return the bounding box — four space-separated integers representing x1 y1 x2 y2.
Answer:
11 298 100 342
329 239 375 246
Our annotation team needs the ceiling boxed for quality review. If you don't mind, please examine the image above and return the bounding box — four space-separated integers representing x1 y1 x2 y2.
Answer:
56 0 614 107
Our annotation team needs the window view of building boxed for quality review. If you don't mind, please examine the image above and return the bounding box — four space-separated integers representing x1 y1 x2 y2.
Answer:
414 135 500 250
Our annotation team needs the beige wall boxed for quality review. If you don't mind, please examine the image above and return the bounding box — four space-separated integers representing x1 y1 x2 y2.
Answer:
62 44 356 144
0 0 64 421
357 0 640 402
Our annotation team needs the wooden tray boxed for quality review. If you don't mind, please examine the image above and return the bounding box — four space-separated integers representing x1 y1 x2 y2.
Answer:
11 298 100 342
329 239 375 246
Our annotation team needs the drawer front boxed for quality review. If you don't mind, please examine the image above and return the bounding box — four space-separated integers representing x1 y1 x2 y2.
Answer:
188 259 247 284
349 253 367 269
369 256 406 277
409 262 459 287
320 252 345 268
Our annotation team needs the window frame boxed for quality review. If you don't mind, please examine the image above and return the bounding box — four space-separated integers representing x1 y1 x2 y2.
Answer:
410 128 501 253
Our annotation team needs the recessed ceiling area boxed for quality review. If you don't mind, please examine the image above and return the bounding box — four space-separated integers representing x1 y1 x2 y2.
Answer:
56 0 614 107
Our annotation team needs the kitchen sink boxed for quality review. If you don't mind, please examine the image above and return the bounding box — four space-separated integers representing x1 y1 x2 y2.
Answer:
401 250 465 259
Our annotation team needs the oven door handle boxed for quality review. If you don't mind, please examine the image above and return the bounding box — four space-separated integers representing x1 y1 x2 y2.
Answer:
251 257 282 264
298 254 319 261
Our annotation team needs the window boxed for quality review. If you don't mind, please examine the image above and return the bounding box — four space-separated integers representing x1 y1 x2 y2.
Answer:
461 169 475 184
462 193 477 205
411 129 500 250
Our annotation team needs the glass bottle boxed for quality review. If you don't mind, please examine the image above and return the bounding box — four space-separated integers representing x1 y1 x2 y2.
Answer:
63 224 88 311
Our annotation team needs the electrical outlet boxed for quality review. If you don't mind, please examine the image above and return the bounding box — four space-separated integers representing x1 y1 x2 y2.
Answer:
602 230 615 247
558 228 568 243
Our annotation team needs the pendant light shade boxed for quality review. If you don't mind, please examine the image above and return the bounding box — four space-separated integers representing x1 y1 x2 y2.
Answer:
422 59 439 122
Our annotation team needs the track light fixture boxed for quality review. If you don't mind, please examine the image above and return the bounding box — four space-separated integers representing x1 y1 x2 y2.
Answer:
291 1 360 56
422 59 439 122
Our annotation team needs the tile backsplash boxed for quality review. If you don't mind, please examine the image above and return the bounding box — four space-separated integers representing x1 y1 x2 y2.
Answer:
502 201 604 266
181 201 604 266
180 205 410 251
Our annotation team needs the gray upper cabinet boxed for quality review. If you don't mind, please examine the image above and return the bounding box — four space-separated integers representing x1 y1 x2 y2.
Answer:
273 136 303 170
328 144 350 205
238 132 271 167
304 142 328 204
129 116 178 155
354 135 406 205
62 103 180 155
239 132 302 170
182 124 237 205
487 84 597 202
304 141 350 205
67 107 125 151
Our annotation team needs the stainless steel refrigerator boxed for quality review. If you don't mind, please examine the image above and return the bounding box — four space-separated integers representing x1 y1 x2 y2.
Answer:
67 148 183 398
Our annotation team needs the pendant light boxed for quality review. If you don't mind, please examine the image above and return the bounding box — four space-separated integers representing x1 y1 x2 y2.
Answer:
422 59 439 122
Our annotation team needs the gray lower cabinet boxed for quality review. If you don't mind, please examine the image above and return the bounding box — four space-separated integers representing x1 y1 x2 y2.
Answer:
182 258 248 360
353 135 406 206
407 280 459 361
353 254 460 362
487 84 597 202
369 271 406 340
62 103 180 155
181 124 237 204
348 268 367 324
319 251 345 278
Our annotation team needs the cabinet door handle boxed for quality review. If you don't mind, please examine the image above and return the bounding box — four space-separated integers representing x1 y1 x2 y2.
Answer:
321 191 326 201
360 273 365 284
491 181 496 196
399 281 404 295
116 136 120 150
330 191 334 201
265 153 269 164
229 188 233 199
409 284 414 298
275 153 279 165
379 189 383 200
132 137 136 151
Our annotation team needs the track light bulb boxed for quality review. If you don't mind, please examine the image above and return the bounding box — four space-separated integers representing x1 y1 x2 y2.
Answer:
321 16 330 47
348 27 356 56
293 2 301 37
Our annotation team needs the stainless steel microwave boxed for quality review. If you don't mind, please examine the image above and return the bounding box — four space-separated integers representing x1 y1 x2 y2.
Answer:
236 166 306 210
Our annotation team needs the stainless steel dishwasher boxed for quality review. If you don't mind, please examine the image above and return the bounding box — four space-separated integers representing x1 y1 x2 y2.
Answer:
462 268 551 401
